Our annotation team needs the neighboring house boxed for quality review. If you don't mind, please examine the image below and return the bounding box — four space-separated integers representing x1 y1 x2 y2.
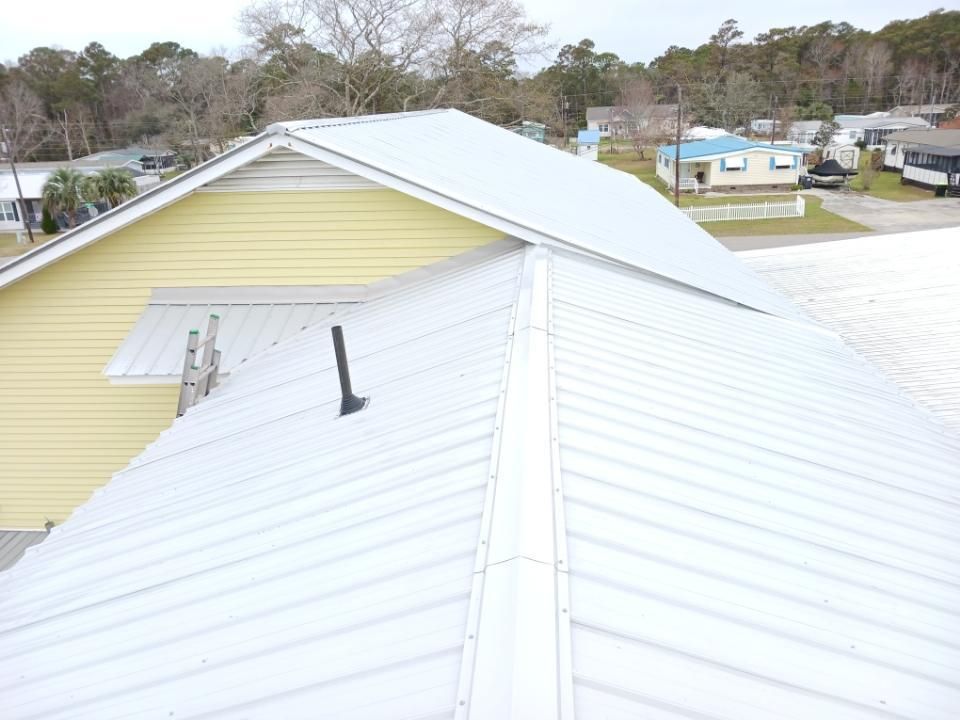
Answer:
740 227 960 432
822 142 860 170
586 104 679 138
882 128 960 171
76 146 177 173
3 203 960 716
790 116 932 148
787 120 824 144
888 102 958 126
835 115 930 147
0 160 160 234
656 136 803 192
683 125 730 141
576 129 600 160
0 108 770 533
506 120 546 143
902 144 960 193
751 118 774 134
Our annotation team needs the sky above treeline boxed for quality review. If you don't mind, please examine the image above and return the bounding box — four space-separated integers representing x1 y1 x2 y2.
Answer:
1 0 952 68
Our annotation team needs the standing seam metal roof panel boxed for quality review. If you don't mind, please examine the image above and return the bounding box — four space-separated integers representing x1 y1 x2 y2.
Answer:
281 109 803 321
2 243 960 719
550 251 960 720
0 531 46 573
0 246 525 720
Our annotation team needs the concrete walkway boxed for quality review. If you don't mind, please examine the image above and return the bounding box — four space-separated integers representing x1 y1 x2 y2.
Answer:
807 188 960 232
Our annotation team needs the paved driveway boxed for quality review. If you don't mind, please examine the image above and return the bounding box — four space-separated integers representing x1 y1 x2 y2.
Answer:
810 189 960 232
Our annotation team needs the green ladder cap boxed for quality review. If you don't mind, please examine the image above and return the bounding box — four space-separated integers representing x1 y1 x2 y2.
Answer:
209 313 221 320
191 364 200 370
189 329 200 334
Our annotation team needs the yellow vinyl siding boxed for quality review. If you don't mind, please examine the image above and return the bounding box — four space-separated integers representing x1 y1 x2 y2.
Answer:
0 189 503 528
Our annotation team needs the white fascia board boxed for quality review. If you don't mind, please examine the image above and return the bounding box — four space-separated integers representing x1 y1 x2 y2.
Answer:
0 135 279 290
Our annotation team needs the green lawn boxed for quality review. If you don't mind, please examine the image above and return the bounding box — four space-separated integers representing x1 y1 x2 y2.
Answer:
848 155 931 201
0 232 57 257
599 153 869 236
700 196 869 237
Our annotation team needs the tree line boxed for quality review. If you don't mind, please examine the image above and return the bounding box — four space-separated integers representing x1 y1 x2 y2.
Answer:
1 3 958 163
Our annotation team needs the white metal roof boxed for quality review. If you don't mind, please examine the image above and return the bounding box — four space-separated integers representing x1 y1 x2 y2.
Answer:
0 110 800 322
278 110 800 320
2 242 959 719
0 531 46 573
739 228 960 434
104 290 359 381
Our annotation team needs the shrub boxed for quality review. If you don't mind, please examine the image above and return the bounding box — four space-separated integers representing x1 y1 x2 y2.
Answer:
40 207 59 235
859 165 878 190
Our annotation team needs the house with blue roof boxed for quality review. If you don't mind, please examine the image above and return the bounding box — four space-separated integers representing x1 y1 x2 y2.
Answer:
656 136 804 192
576 129 600 161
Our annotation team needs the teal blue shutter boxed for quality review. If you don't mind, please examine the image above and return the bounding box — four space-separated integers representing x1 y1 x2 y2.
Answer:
769 156 775 170
792 155 798 168
720 158 726 172
742 158 748 171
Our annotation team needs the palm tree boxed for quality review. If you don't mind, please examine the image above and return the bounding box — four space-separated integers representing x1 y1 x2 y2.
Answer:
85 168 138 209
42 168 87 229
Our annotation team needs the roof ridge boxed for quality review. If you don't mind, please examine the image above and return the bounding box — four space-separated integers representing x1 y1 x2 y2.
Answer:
277 109 450 134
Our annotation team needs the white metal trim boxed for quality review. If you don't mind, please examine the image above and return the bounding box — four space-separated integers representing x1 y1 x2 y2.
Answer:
456 244 570 719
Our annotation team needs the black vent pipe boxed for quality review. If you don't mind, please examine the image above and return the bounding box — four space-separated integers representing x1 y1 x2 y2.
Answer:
331 325 367 416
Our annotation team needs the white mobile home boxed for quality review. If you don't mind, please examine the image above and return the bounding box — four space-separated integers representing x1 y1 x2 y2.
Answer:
883 129 960 170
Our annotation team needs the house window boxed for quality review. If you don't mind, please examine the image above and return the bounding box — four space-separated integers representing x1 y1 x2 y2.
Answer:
773 155 793 169
848 130 857 140
0 201 18 222
598 123 609 133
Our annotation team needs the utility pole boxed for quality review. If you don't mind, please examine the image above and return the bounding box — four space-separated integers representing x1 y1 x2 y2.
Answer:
674 85 682 208
769 96 777 144
1 126 36 244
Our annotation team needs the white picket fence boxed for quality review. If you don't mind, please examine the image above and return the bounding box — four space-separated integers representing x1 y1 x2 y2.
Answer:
682 195 805 223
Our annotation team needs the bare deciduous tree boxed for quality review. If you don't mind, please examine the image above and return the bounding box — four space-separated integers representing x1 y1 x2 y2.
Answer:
0 77 54 160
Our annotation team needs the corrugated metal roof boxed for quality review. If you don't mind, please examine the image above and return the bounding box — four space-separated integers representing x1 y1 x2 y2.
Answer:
280 109 802 321
104 297 352 380
577 130 600 144
739 228 960 434
2 242 959 718
0 531 46 572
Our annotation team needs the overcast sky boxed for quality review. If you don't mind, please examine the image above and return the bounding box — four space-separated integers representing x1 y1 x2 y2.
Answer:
1 0 951 68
